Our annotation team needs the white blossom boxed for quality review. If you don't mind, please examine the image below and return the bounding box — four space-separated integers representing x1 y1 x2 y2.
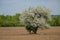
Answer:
20 7 51 29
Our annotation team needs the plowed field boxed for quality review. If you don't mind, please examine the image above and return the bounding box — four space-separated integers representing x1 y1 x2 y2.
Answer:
0 27 60 40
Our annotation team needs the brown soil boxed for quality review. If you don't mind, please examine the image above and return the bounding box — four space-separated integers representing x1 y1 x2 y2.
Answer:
0 27 60 40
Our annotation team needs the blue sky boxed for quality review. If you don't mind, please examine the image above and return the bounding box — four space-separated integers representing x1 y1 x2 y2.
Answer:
0 0 60 15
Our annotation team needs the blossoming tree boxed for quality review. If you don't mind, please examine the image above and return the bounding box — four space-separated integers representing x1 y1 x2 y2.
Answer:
20 7 51 34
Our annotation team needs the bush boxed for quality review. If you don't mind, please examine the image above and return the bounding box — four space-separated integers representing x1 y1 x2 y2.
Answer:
20 7 51 34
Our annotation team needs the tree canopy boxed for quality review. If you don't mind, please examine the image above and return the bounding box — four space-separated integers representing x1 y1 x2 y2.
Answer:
20 7 52 29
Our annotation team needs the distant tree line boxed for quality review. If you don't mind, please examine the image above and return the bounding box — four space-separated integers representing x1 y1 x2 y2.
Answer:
0 13 23 27
0 14 60 27
50 15 60 26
